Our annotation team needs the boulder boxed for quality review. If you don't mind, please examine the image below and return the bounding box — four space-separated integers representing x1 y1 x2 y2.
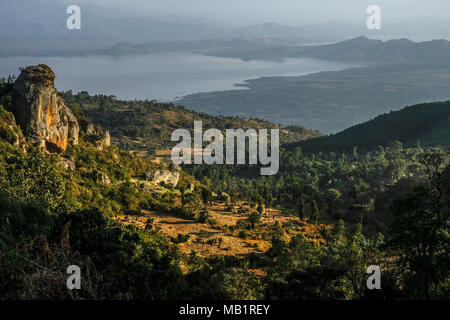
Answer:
143 170 180 187
80 119 95 136
93 171 111 185
11 65 79 153
59 156 76 171
96 130 111 150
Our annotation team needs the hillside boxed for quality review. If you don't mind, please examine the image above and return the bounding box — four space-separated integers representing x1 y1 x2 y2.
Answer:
290 100 450 153
0 65 351 301
60 91 323 153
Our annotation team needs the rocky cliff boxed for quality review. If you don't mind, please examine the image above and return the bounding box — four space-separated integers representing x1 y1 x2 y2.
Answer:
11 64 79 153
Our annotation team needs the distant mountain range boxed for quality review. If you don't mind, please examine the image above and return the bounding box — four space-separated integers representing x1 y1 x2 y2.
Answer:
0 0 344 57
206 36 450 64
2 0 450 57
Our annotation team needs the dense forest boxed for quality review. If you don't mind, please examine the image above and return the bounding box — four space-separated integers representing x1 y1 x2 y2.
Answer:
0 77 449 300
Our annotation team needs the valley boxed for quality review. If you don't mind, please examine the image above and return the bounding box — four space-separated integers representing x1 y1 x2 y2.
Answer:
0 63 449 300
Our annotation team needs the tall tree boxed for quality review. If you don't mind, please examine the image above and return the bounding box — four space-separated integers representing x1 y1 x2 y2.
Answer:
310 200 320 225
297 197 305 220
388 186 449 299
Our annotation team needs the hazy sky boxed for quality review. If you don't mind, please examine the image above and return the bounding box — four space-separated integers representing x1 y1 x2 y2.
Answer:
58 0 450 25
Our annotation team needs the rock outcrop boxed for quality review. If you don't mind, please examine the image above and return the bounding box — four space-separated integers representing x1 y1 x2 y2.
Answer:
168 162 182 172
59 156 76 171
142 170 180 187
80 119 111 150
93 170 111 185
11 64 79 153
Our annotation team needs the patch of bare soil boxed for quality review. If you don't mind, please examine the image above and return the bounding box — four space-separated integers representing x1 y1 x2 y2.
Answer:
116 210 259 257
116 203 330 258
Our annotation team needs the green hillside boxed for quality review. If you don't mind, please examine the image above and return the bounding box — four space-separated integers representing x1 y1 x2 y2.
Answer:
60 91 322 152
292 100 450 153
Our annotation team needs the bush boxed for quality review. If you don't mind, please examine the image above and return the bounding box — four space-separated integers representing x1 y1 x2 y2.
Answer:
0 191 54 247
197 209 211 223
171 233 191 244
248 211 262 229
238 230 249 239
53 209 187 299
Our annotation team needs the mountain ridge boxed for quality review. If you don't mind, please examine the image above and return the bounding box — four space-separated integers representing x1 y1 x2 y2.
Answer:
206 36 450 64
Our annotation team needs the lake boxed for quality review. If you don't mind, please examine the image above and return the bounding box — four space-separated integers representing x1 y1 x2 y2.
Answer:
0 52 355 101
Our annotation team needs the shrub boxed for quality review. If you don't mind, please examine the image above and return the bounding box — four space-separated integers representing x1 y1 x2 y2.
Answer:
239 230 249 239
171 233 191 244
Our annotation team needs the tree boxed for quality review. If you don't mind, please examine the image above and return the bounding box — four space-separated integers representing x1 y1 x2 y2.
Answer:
1 151 66 212
388 186 450 299
248 211 261 229
325 188 341 215
265 193 273 210
310 200 320 225
256 202 264 215
297 197 305 220
200 187 213 205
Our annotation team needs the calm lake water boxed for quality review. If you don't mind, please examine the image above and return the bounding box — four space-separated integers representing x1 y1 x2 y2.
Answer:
0 52 354 101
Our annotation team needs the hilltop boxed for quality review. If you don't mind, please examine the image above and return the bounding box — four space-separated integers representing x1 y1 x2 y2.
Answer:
298 36 450 64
